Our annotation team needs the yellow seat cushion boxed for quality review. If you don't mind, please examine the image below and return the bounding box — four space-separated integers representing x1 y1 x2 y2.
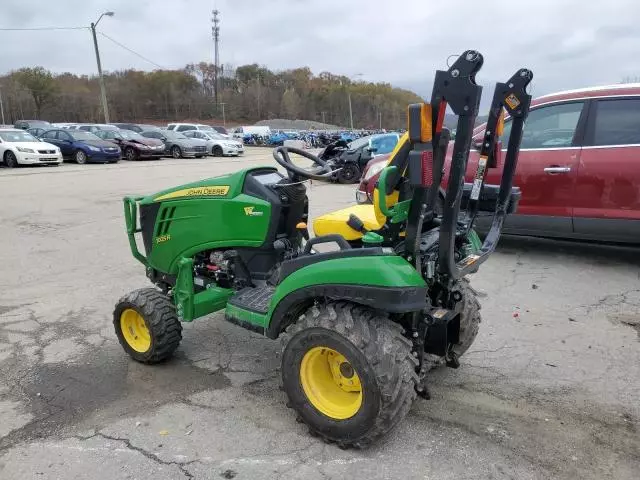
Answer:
313 205 385 241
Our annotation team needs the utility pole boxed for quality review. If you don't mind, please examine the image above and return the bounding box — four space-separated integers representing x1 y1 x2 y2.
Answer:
0 87 6 125
91 11 114 124
348 73 363 130
219 102 226 127
211 10 220 105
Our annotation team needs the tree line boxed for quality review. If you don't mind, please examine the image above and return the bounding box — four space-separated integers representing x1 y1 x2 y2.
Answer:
0 63 424 129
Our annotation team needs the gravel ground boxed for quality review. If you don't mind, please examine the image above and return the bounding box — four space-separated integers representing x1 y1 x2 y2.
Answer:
0 148 639 480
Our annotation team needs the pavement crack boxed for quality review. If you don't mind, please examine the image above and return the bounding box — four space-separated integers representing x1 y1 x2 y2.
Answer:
94 432 196 479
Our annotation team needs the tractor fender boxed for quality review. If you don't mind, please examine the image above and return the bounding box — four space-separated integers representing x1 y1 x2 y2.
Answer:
265 254 427 339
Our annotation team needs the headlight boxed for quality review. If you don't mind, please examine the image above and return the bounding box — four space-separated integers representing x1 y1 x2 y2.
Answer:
363 161 387 181
16 147 35 153
87 145 100 152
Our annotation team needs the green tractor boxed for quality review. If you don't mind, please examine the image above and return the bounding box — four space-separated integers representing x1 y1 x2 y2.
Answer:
114 51 532 447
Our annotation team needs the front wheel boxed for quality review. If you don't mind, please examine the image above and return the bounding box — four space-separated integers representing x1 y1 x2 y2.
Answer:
124 147 138 161
450 278 481 358
338 163 361 184
113 288 182 363
4 151 19 168
171 146 182 159
212 145 223 157
281 302 418 448
74 150 87 164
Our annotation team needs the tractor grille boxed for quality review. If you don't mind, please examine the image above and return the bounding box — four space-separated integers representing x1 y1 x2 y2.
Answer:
38 149 56 154
156 206 177 236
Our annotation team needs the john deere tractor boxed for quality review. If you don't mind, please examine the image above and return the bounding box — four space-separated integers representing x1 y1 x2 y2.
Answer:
114 51 532 447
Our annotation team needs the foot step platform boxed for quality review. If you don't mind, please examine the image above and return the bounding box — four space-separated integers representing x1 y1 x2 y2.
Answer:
227 285 275 314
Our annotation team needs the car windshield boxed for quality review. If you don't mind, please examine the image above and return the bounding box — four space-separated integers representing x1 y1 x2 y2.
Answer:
71 131 101 141
206 132 226 140
165 131 188 140
0 131 38 142
119 131 144 140
347 136 371 150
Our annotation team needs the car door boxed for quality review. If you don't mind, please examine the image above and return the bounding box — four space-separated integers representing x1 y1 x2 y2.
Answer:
57 131 75 156
41 130 62 152
573 97 640 242
480 100 586 235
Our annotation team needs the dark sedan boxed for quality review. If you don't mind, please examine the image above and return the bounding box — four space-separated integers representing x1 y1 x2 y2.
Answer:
95 129 165 160
40 129 121 164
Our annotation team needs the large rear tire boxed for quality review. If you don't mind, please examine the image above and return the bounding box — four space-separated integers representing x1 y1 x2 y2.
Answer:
113 288 182 364
281 302 418 448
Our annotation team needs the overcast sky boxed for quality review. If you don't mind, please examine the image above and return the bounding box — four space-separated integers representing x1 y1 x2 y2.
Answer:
2 0 640 101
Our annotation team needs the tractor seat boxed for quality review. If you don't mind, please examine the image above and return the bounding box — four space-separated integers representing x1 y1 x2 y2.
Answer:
313 204 384 241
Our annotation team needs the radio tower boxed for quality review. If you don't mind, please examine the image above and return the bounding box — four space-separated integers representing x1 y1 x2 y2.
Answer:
211 9 220 104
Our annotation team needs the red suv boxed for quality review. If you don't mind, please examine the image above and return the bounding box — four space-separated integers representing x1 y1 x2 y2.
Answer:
357 84 640 243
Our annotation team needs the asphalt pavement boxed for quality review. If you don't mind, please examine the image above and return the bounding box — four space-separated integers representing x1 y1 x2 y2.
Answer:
1 148 639 479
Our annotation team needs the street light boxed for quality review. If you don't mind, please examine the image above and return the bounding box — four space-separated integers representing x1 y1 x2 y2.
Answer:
91 11 114 123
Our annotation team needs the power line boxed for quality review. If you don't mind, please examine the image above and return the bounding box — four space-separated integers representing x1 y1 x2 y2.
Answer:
0 26 87 31
97 31 165 69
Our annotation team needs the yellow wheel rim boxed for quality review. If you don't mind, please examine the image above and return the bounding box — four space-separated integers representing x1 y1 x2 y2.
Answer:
300 346 363 420
120 309 151 353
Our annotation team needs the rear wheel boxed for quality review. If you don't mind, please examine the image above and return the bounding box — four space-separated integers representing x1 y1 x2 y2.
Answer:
338 163 361 184
212 145 223 157
74 150 87 164
281 302 418 448
4 151 18 168
171 146 182 159
124 147 138 161
113 288 182 363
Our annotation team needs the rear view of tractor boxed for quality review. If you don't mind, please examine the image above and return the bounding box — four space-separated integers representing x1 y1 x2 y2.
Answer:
113 50 532 448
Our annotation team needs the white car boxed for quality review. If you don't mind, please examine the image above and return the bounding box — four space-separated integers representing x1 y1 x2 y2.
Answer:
183 130 244 156
0 129 62 168
167 123 229 138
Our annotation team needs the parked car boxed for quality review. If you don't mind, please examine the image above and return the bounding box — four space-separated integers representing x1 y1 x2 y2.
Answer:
66 123 119 133
320 133 400 183
357 83 640 243
231 125 271 141
27 127 48 138
94 129 165 160
14 120 51 130
212 126 228 136
40 129 121 164
182 130 244 156
112 123 146 133
141 129 207 158
0 129 62 168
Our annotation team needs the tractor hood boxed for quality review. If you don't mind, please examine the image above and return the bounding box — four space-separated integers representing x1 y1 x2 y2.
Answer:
139 169 249 205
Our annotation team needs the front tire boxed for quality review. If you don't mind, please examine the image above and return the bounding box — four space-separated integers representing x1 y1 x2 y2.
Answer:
124 147 138 161
113 288 182 364
450 278 481 358
212 145 223 157
281 302 418 448
338 163 361 184
171 146 182 159
74 150 87 164
4 151 19 168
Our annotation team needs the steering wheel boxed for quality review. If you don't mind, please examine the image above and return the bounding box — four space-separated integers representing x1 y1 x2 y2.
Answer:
272 146 334 181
